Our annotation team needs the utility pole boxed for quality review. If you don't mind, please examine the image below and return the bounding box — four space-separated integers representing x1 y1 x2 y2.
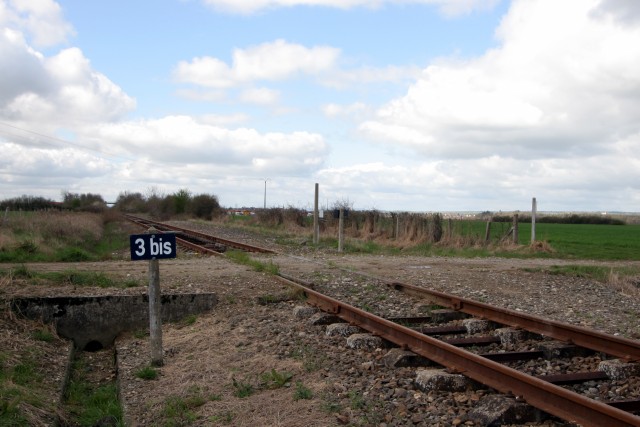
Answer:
313 183 319 244
338 208 344 252
263 178 270 209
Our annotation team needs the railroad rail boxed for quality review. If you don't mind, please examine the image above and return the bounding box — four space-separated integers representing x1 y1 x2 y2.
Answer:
279 273 640 426
124 214 274 254
122 217 640 426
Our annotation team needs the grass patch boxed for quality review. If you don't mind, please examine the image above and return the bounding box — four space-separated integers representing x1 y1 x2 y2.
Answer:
524 264 640 287
2 264 33 279
218 209 640 261
32 328 55 343
182 314 198 326
320 392 343 414
231 377 254 398
3 266 140 289
293 381 313 401
40 270 117 287
225 250 279 274
135 365 158 380
291 343 326 372
162 396 199 426
348 390 366 410
55 247 92 262
0 211 133 263
260 369 292 389
65 355 123 427
160 386 217 426
209 411 234 424
0 306 64 427
133 330 148 339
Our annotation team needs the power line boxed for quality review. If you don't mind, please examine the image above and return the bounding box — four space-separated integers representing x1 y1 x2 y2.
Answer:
0 121 137 162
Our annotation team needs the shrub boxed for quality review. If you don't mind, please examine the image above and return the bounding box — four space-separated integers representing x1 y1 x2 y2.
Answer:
189 194 222 220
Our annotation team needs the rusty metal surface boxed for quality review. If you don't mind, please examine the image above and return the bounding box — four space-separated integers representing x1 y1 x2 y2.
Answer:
387 280 640 362
277 274 640 426
152 222 274 253
124 214 274 254
174 237 226 257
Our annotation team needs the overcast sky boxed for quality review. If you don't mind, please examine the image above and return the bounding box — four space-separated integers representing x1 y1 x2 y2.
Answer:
1 0 639 212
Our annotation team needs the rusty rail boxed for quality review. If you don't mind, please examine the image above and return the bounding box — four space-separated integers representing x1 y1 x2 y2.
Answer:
277 273 640 427
387 280 640 362
124 214 274 254
123 214 640 424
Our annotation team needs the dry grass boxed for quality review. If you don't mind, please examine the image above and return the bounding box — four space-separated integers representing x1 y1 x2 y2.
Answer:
0 301 70 426
608 270 640 300
0 211 108 260
118 290 336 427
529 240 555 253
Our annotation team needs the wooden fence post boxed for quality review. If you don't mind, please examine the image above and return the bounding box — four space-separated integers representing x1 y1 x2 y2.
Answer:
512 214 519 245
484 220 491 243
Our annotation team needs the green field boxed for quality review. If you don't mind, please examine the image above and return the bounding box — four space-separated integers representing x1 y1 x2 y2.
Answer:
459 221 640 261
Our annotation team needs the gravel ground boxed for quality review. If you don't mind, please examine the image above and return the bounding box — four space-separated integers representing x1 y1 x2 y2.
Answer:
3 220 640 426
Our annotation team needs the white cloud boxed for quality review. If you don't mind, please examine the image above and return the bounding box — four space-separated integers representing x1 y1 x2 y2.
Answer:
322 102 369 119
1 114 331 203
0 29 135 131
0 0 74 47
174 39 340 88
174 88 226 102
239 87 280 105
86 115 330 175
314 144 640 211
0 28 50 105
201 0 499 16
0 141 112 179
0 3 332 204
200 113 250 126
320 65 422 89
360 0 640 161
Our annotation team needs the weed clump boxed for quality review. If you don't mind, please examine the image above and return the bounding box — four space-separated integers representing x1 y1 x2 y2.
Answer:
135 365 158 380
231 377 254 398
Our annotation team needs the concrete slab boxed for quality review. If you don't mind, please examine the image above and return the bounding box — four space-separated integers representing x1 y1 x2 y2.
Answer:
346 333 384 350
414 369 470 392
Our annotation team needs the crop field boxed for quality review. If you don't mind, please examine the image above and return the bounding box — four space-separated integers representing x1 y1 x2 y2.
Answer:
460 220 640 261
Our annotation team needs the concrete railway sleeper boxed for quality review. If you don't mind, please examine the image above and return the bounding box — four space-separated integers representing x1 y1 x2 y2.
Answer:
277 274 640 426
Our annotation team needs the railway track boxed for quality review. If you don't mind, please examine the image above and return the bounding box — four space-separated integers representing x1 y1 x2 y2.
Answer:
124 215 640 426
125 214 274 255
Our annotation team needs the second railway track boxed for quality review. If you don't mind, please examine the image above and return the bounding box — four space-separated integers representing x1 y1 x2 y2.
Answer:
125 215 640 426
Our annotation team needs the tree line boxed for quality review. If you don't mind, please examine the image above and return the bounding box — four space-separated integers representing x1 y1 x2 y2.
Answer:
0 189 222 221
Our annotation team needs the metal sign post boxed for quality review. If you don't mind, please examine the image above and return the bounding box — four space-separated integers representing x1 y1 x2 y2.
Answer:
129 228 177 366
